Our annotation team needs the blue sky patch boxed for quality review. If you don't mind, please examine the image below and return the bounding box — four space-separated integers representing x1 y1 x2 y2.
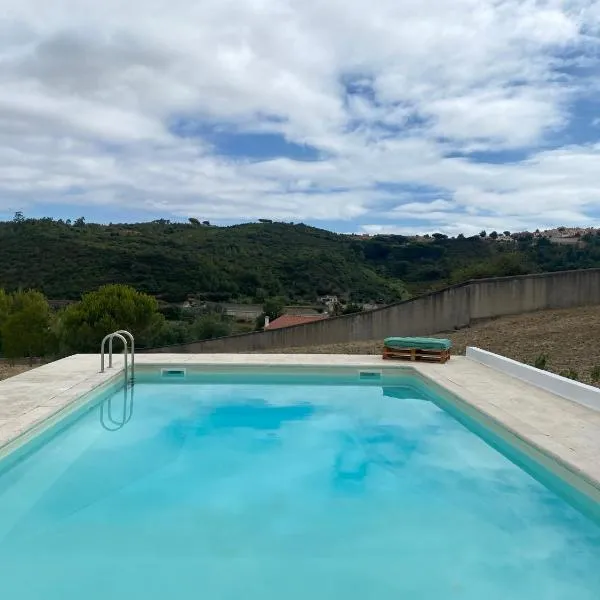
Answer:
169 118 321 161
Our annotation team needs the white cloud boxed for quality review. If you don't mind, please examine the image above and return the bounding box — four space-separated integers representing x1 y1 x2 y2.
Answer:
0 0 600 232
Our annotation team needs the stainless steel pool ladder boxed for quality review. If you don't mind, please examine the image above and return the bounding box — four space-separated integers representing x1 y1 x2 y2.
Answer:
100 330 135 386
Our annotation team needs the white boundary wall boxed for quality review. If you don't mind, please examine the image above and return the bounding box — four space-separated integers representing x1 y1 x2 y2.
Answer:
466 347 600 412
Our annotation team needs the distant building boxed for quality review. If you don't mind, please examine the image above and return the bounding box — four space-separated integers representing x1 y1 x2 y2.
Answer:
265 314 328 330
362 303 384 311
518 226 598 243
48 299 74 310
221 303 263 321
548 236 581 246
284 306 322 316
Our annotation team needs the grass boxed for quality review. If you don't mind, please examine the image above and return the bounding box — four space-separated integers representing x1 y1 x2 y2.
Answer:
263 304 600 387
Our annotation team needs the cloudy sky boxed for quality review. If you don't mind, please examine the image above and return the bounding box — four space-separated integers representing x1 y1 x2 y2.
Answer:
1 0 600 235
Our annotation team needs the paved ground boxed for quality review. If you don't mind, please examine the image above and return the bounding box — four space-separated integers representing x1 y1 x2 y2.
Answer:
263 305 600 386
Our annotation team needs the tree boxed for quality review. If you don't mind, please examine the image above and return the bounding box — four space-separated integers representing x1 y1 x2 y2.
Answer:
1 290 52 364
13 211 24 223
0 289 11 353
503 231 511 237
188 217 201 226
342 302 363 315
253 287 267 303
489 231 498 240
58 284 162 353
479 230 487 238
262 298 285 321
191 315 231 340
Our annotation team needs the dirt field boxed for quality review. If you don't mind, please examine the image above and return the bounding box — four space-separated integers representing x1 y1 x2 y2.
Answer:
264 305 600 386
0 361 44 381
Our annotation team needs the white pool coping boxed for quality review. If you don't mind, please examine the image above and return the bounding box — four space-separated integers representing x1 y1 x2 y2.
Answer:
1 353 600 498
466 346 600 412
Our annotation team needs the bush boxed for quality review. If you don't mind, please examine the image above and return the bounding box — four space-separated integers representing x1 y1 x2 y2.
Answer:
342 303 363 315
262 298 285 321
0 290 53 364
590 365 600 383
144 321 194 347
533 354 549 370
255 314 266 330
57 284 162 353
559 369 579 381
191 315 232 340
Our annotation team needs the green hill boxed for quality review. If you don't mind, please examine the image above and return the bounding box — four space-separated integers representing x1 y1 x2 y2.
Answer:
0 219 407 303
1 218 600 304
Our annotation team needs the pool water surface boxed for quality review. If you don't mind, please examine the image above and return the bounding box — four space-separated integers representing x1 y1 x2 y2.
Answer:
0 376 599 599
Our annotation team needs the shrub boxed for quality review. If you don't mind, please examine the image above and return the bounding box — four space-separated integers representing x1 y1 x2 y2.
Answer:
191 315 232 340
57 284 161 353
533 354 548 370
0 290 53 364
559 369 579 381
590 365 600 383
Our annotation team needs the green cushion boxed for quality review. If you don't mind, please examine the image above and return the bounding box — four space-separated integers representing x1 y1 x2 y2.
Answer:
384 337 452 351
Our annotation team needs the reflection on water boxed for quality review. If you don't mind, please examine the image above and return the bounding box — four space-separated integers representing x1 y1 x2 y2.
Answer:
205 401 315 431
100 385 134 431
1 381 600 600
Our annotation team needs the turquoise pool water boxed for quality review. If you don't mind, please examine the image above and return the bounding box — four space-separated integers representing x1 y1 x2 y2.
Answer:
0 373 599 599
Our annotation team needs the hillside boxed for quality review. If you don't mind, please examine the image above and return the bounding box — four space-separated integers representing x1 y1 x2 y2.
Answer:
264 305 600 387
1 217 600 304
0 219 407 303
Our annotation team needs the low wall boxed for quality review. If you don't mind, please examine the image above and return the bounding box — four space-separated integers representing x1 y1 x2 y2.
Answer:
148 268 600 353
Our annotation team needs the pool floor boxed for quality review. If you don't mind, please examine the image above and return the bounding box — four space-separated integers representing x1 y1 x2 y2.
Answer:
0 379 599 599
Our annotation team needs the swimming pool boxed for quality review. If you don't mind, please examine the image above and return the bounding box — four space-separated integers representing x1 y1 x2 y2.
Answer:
0 370 599 599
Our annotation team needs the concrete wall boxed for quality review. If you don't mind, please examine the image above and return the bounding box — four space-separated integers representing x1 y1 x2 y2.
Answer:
148 268 600 353
468 269 600 320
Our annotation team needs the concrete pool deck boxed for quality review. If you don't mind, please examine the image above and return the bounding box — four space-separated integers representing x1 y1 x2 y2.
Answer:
1 353 600 494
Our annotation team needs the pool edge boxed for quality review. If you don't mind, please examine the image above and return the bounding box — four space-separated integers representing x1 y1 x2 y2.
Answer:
413 370 600 520
1 357 599 521
0 372 123 468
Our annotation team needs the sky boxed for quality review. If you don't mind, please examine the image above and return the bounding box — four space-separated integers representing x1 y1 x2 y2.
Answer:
1 0 600 236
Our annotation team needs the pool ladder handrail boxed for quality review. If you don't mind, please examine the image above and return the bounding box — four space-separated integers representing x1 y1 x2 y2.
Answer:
100 330 135 386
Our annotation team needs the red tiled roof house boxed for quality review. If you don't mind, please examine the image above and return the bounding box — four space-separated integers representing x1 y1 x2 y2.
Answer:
265 314 327 330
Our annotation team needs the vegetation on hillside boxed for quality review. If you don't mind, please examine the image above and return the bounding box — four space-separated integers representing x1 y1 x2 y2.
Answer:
0 218 407 303
0 284 245 362
2 217 600 363
359 231 600 294
2 217 600 304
